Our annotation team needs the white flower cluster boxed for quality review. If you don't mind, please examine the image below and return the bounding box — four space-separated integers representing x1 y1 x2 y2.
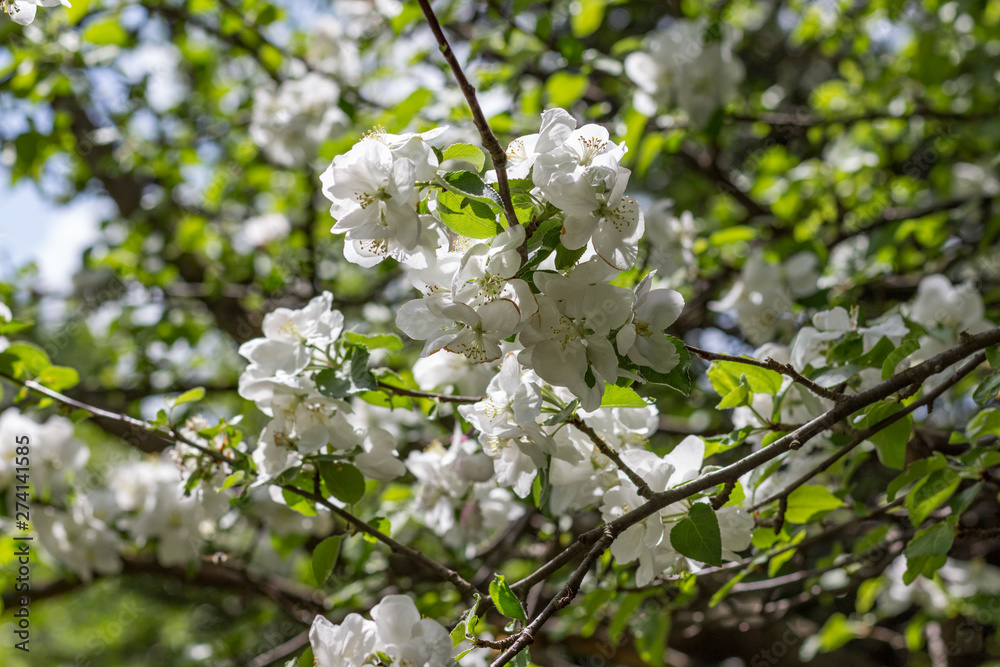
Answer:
624 18 744 125
600 435 753 586
250 72 349 167
309 594 453 667
318 109 685 411
2 0 69 26
238 291 406 483
0 408 88 501
0 406 240 578
711 250 819 345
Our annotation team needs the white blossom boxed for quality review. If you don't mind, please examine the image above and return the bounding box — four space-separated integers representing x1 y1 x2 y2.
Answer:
250 72 348 167
3 0 70 26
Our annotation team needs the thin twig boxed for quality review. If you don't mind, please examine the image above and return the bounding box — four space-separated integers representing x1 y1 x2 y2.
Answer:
415 0 521 237
568 416 654 499
246 631 310 667
279 485 480 601
3 374 229 464
375 380 484 404
491 529 615 666
748 351 987 513
686 344 845 402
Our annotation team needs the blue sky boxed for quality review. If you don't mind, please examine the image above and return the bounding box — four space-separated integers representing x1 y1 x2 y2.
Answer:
0 171 105 290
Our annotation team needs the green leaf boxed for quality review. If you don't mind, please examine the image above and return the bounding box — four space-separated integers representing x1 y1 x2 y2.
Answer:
37 365 80 392
442 144 486 173
65 0 90 24
349 347 378 392
545 71 590 107
708 568 749 607
82 18 129 46
489 574 527 622
3 343 50 377
967 407 1000 441
907 468 959 526
318 461 366 505
817 613 859 652
443 171 502 207
297 645 314 667
707 361 783 397
708 225 756 246
450 620 467 647
362 516 391 543
315 348 377 399
281 486 317 517
868 414 912 470
600 384 648 408
640 335 692 395
857 336 896 368
0 319 32 336
973 374 1000 407
887 454 946 501
343 331 404 351
173 386 206 407
555 242 587 270
716 377 751 409
904 522 954 558
436 190 503 238
635 609 670 666
217 471 246 491
904 553 947 585
881 338 921 380
987 345 1000 369
311 536 343 585
315 368 352 399
785 485 844 523
570 0 607 37
511 649 530 667
669 503 722 567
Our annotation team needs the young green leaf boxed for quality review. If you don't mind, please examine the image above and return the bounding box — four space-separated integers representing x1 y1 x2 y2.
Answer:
785 485 844 523
442 144 486 172
669 503 722 567
318 461 366 505
173 386 206 408
311 536 343 584
489 574 527 622
904 522 954 558
600 384 648 408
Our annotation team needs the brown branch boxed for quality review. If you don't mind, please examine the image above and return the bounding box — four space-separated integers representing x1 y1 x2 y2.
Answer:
686 344 845 403
748 351 987 513
415 0 521 237
246 630 311 667
491 529 615 667
2 374 229 464
279 485 480 601
515 325 1000 613
375 380 484 404
568 416 654 500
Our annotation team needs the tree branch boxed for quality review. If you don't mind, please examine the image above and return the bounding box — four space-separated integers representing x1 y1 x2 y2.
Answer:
279 485 481 601
686 344 845 403
415 0 521 235
748 350 987 513
375 380 484 404
491 528 615 666
568 416 654 499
